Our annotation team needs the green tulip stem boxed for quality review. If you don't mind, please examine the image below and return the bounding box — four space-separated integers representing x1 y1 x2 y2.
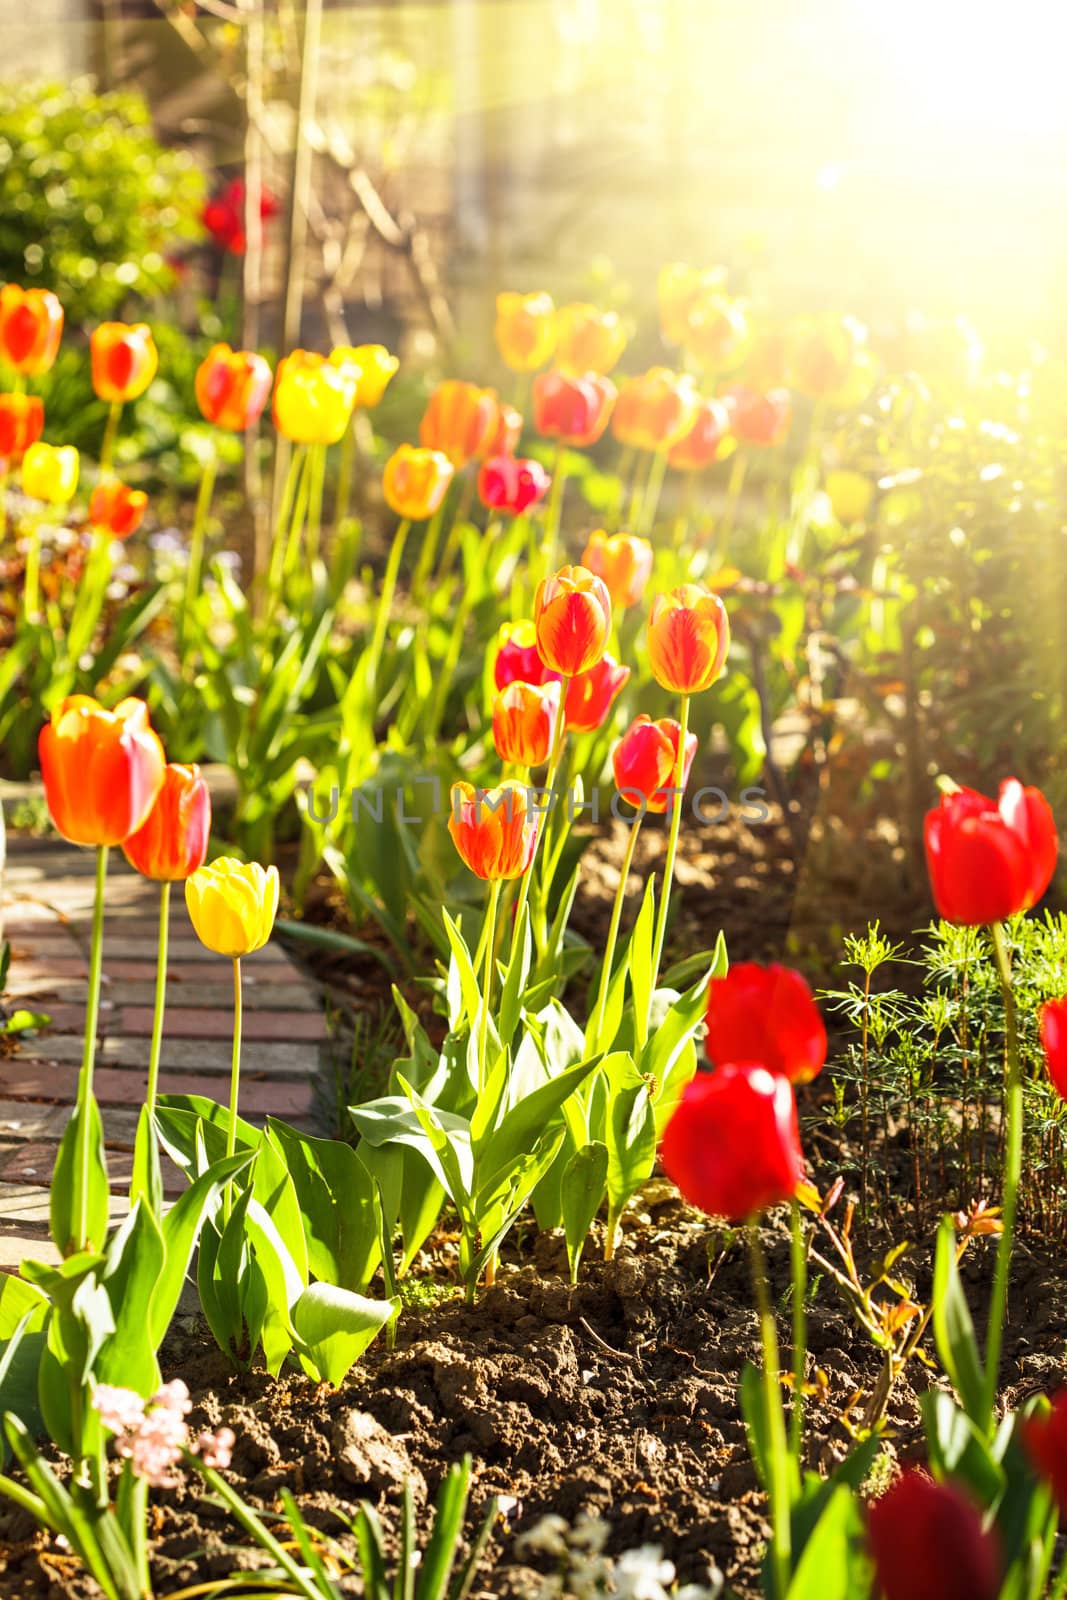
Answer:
265 444 306 614
748 1220 792 1600
412 503 446 599
365 517 411 699
539 442 567 581
73 844 109 1253
717 448 747 560
21 512 43 623
789 1197 807 1458
305 441 327 569
511 677 570 955
224 956 243 1226
648 693 691 1004
984 919 1022 1431
182 444 219 641
639 447 668 536
478 879 502 1096
99 401 122 477
589 813 643 1050
144 881 170 1116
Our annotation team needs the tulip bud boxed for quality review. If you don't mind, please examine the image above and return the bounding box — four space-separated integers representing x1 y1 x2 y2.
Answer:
492 681 560 766
706 962 827 1085
330 344 398 408
0 284 63 376
89 480 148 540
564 654 630 734
533 564 613 677
581 529 654 609
382 444 454 521
493 619 559 691
1040 998 1067 1101
866 1471 1001 1600
660 1065 804 1219
196 344 273 431
123 763 211 882
419 380 499 468
39 696 166 848
495 291 557 372
532 370 616 448
185 858 280 957
612 713 696 814
825 469 874 525
924 780 1057 926
21 441 79 504
478 454 550 517
0 392 44 459
91 323 159 404
667 398 734 472
273 350 354 445
647 584 730 694
613 368 700 452
555 303 627 376
448 780 537 880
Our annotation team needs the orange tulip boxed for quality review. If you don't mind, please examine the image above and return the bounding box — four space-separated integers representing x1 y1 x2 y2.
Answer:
647 585 731 694
495 291 557 371
123 762 211 882
564 654 630 734
0 285 63 376
39 695 166 848
658 263 727 346
0 392 44 459
196 343 272 431
612 368 699 452
382 444 454 520
90 323 159 404
449 780 537 881
668 397 734 471
721 384 792 448
533 564 612 677
89 480 148 540
613 713 698 814
532 370 616 447
555 303 627 376
581 530 654 609
492 680 560 767
484 402 523 458
419 380 499 468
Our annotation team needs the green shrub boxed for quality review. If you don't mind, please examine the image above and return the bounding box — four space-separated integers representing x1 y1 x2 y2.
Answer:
0 77 205 323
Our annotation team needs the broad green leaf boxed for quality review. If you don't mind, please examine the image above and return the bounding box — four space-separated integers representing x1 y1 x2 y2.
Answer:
129 1105 163 1217
292 1284 397 1387
921 1391 1005 1506
266 1119 382 1291
786 1485 860 1600
561 1142 609 1285
152 1149 255 1345
932 1216 986 1425
627 878 657 1046
95 1200 166 1396
0 1308 47 1459
50 1096 110 1257
476 1057 600 1202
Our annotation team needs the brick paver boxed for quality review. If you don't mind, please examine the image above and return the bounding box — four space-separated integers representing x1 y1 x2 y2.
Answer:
0 831 331 1268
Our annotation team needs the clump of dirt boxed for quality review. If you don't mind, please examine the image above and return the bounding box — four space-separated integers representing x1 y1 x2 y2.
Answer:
4 1200 1063 1600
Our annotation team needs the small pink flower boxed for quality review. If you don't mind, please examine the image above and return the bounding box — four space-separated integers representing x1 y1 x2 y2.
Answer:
152 1379 192 1416
119 1405 188 1488
92 1385 146 1435
194 1426 236 1470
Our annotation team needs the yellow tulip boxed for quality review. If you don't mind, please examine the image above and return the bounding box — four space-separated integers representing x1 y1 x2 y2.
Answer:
826 469 874 525
185 857 279 957
272 351 353 445
330 344 399 408
21 442 79 503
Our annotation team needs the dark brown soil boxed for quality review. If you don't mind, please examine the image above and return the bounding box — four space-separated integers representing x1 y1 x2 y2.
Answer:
3 1200 1064 1600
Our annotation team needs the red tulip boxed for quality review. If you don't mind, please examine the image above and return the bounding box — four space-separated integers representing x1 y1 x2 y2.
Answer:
39 696 166 848
612 367 699 452
534 565 613 677
202 177 279 254
0 392 44 459
720 384 792 447
90 323 158 405
866 1471 1000 1600
668 397 734 471
924 780 1058 926
123 763 211 882
492 681 560 767
449 781 537 881
564 654 630 733
705 962 827 1085
196 343 273 431
661 1065 803 1219
532 370 616 448
612 714 697 814
0 285 63 376
647 584 730 695
478 454 550 516
1040 998 1067 1100
493 619 559 691
1021 1390 1067 1519
89 480 148 540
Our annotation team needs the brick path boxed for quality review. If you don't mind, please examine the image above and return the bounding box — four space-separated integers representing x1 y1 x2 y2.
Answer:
0 833 330 1269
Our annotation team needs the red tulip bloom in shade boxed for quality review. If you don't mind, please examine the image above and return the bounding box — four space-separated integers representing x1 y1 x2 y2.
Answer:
564 654 630 734
91 323 159 404
89 480 148 540
123 763 211 882
1039 998 1067 1100
1022 1390 1067 1519
419 380 500 469
478 455 550 517
195 344 272 431
667 397 734 471
612 367 700 453
39 696 166 848
202 177 280 254
867 1472 1001 1600
924 780 1058 926
493 619 559 691
532 370 617 448
449 781 537 881
533 565 613 677
705 962 827 1085
0 285 63 376
612 714 697 814
492 681 560 767
0 392 44 459
581 529 654 609
720 384 792 447
647 585 731 695
660 1065 804 1220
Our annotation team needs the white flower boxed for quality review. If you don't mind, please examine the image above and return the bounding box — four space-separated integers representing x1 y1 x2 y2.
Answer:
613 1545 676 1600
516 1514 570 1559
